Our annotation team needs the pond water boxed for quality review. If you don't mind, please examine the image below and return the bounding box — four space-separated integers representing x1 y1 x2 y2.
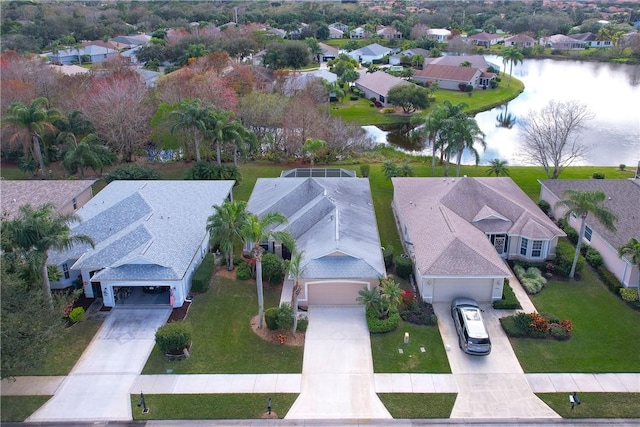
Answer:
365 56 640 166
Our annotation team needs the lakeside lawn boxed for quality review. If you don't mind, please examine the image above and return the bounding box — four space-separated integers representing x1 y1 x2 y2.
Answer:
508 266 640 373
142 276 303 374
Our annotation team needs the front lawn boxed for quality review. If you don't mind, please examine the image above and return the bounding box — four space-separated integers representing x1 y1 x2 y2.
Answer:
536 393 640 418
130 393 298 420
0 396 51 422
508 267 640 372
142 276 303 374
370 321 450 373
331 98 411 125
378 393 456 418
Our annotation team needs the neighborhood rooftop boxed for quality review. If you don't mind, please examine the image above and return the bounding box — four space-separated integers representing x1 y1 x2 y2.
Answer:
0 180 95 219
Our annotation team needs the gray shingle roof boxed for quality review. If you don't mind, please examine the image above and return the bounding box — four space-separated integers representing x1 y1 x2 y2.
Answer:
247 176 385 280
355 71 410 97
49 180 234 281
0 180 95 219
352 43 392 57
423 55 491 71
540 179 640 250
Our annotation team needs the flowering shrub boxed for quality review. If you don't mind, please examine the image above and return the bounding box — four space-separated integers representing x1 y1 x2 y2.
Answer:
620 288 639 302
275 334 287 344
400 290 416 306
501 311 573 340
529 312 550 334
559 319 573 333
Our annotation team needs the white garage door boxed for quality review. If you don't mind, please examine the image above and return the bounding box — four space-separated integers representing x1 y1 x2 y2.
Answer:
431 278 493 303
307 282 367 305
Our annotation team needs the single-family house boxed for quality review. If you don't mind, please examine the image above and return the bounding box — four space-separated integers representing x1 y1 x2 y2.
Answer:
377 26 402 40
354 71 410 105
318 42 339 62
283 70 337 95
466 32 504 47
109 34 151 50
1 180 96 219
571 32 612 48
540 34 587 50
422 54 499 72
247 169 386 306
427 28 451 43
393 177 565 303
413 64 495 90
539 179 640 288
48 45 119 65
347 43 392 64
504 34 536 48
350 27 370 39
47 181 235 307
389 48 430 66
268 27 287 38
48 64 90 76
329 27 345 39
82 40 119 51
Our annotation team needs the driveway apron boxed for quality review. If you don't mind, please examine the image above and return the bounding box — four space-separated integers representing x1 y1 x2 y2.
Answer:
28 307 170 423
433 303 559 419
285 306 391 420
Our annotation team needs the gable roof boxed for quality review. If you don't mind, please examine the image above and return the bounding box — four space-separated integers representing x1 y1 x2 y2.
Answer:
318 42 339 57
539 179 640 250
352 43 392 57
414 64 480 82
49 181 234 281
247 176 385 279
468 32 501 41
505 34 536 43
423 54 491 71
1 180 95 219
393 177 564 277
355 71 410 96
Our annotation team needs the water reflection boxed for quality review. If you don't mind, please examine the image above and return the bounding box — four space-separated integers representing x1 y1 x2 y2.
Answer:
495 102 516 129
370 57 640 166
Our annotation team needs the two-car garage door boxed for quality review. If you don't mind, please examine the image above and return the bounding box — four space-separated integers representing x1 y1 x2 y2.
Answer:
431 278 493 303
306 281 369 305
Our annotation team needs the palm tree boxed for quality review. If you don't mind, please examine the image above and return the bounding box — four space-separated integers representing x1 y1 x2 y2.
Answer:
411 103 449 176
500 47 524 87
62 134 116 178
170 99 214 163
2 204 94 309
379 277 402 314
496 102 516 128
301 138 326 166
618 238 640 299
55 110 94 145
288 250 304 335
486 159 510 176
206 200 250 271
357 286 385 318
209 113 243 166
242 212 296 328
3 98 62 179
555 190 618 279
447 115 486 177
230 125 257 166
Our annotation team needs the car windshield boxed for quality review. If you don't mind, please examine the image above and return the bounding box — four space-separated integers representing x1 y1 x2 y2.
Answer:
469 337 490 345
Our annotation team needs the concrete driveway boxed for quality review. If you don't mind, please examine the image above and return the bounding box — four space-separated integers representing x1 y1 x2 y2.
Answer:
434 303 559 419
285 306 391 420
28 307 170 423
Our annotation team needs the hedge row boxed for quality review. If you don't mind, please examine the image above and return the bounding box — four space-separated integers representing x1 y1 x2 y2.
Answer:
493 279 521 310
366 308 399 333
191 253 215 293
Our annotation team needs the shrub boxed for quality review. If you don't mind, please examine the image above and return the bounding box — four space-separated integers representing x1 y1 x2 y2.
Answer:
541 312 560 324
619 164 626 171
359 164 370 177
381 107 395 114
537 200 551 215
557 218 579 244
191 253 214 292
366 308 399 333
554 240 584 277
276 303 294 330
592 172 605 179
369 97 377 103
493 280 521 309
382 245 394 268
104 164 160 183
559 319 573 334
620 288 639 302
550 324 569 340
185 162 242 184
264 307 279 330
584 246 603 268
349 96 359 101
395 256 413 279
236 261 252 280
155 321 193 354
296 316 309 332
514 265 546 294
500 315 527 337
261 252 285 284
597 265 623 294
69 307 85 323
399 297 437 326
529 312 550 334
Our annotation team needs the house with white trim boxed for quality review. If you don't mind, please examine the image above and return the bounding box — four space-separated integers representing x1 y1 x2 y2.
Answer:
427 28 451 43
347 43 392 64
354 71 410 106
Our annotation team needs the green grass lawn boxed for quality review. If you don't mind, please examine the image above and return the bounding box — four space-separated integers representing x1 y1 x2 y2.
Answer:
331 98 411 125
130 393 298 420
0 396 51 422
142 276 303 374
536 393 640 418
370 321 450 373
12 319 103 376
378 393 456 418
508 266 640 373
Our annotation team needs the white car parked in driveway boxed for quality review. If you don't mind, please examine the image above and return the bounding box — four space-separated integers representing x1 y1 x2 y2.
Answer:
451 297 491 356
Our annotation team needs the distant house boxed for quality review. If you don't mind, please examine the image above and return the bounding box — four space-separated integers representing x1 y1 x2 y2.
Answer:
318 42 339 62
329 23 349 32
393 177 565 303
1 180 95 219
413 64 495 90
571 32 612 48
329 27 344 39
268 27 287 38
350 27 370 39
247 170 386 306
48 45 119 65
427 28 451 42
109 34 151 50
389 48 430 66
467 32 504 47
423 54 498 72
540 34 586 50
539 179 640 288
354 71 410 105
347 43 392 64
376 26 402 40
283 70 337 95
504 34 536 48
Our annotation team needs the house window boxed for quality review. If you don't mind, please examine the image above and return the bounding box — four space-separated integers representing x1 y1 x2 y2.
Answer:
520 237 528 256
585 225 593 241
62 263 70 280
72 197 77 209
532 240 543 258
379 95 385 103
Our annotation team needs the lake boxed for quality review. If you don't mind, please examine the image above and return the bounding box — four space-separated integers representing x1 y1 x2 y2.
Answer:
366 56 640 166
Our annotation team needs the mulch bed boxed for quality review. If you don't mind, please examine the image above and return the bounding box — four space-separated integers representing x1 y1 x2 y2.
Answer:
168 301 191 322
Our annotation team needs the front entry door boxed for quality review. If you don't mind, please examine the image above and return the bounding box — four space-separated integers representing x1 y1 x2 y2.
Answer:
493 236 506 255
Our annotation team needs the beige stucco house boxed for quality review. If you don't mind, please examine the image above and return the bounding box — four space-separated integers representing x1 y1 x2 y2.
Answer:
539 179 640 288
393 177 564 303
